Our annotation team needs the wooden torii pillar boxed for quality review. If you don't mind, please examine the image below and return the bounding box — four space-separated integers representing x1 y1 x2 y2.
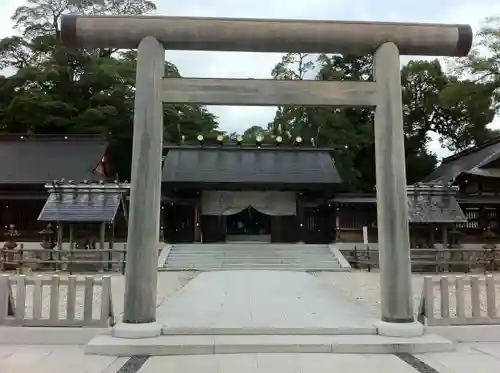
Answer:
61 15 472 338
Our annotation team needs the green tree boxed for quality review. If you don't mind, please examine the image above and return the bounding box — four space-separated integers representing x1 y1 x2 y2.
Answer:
450 16 500 117
243 125 268 139
0 0 219 179
11 0 157 39
269 53 495 191
270 53 315 138
403 60 495 152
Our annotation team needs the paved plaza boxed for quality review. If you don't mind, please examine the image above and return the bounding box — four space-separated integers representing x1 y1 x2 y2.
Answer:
1 343 500 373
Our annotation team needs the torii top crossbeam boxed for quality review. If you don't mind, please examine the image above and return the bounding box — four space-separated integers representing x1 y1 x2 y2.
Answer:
61 15 472 57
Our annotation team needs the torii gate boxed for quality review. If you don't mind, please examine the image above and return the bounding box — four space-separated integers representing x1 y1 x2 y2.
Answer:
61 15 472 338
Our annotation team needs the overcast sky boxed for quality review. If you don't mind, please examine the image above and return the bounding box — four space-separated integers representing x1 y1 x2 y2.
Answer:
1 0 499 159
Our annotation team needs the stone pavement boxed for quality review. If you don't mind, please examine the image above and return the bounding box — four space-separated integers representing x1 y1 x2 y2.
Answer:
157 271 377 335
1 343 500 373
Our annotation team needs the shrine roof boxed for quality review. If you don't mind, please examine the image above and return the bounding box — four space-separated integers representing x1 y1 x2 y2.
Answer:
38 190 121 222
407 193 467 223
331 186 467 223
0 135 108 184
424 135 500 183
161 146 342 189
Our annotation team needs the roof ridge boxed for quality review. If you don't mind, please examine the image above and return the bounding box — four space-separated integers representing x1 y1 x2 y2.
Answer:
0 134 107 142
441 135 500 163
164 145 335 152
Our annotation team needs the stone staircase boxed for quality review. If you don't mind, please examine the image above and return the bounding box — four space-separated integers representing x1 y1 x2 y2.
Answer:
162 243 348 271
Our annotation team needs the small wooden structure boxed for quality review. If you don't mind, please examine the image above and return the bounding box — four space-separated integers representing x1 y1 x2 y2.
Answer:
0 135 112 239
426 136 500 243
407 183 467 248
37 181 129 271
332 182 467 245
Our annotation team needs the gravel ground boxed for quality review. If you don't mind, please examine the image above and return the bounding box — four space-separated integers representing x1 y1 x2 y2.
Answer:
7 271 197 322
314 270 500 319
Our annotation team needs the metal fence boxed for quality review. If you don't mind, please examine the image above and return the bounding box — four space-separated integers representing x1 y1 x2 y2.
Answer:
418 275 500 326
0 274 114 327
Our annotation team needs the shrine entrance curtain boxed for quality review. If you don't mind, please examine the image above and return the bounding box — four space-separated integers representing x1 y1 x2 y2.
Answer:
201 191 296 216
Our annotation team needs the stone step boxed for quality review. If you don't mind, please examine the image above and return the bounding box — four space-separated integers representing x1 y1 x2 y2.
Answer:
164 243 344 271
166 262 339 265
167 253 339 257
171 248 330 252
165 263 342 271
165 266 341 270
166 249 331 255
170 249 331 255
163 269 345 272
170 243 329 246
168 248 333 252
167 255 338 260
166 260 340 265
86 333 455 356
165 256 340 261
168 261 336 264
167 246 330 252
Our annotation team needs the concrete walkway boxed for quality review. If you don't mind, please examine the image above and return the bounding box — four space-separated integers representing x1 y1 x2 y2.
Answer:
1 343 500 372
158 271 377 335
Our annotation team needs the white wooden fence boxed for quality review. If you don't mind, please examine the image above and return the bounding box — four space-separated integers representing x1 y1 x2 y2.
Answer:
418 275 500 326
0 275 114 327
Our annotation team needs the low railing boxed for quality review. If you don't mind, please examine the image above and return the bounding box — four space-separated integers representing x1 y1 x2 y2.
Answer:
418 275 500 326
341 246 500 273
0 245 127 274
0 274 114 327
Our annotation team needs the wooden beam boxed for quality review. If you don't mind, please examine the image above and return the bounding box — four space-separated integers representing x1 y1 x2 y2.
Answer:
161 78 378 107
61 15 472 57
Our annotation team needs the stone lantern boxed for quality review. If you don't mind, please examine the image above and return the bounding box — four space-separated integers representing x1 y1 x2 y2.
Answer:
482 227 498 271
1 224 20 271
449 228 467 272
3 224 19 250
38 223 55 266
39 224 55 250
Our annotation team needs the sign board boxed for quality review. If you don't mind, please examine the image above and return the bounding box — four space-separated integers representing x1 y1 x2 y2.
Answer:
362 226 368 245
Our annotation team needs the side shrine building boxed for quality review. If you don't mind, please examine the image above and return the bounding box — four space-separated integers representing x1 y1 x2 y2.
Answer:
0 134 125 242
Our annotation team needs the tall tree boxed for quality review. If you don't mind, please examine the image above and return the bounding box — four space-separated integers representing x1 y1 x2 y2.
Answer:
0 0 219 179
451 16 500 117
269 52 495 191
11 0 157 39
243 125 268 139
270 53 315 138
403 60 495 152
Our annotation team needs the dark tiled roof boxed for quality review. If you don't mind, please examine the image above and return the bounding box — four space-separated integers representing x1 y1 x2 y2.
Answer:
425 136 500 183
162 147 342 186
407 194 467 223
38 191 121 222
0 136 108 184
331 191 467 223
